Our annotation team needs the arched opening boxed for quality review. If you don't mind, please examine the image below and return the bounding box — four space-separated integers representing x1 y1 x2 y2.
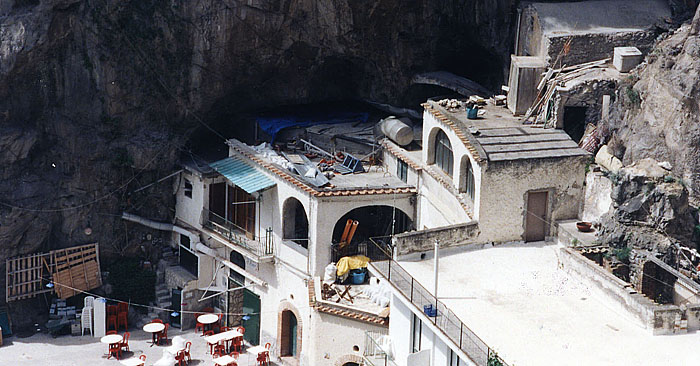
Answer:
229 250 245 285
280 310 299 357
331 206 412 261
283 197 309 249
459 155 476 202
343 363 360 366
434 129 453 176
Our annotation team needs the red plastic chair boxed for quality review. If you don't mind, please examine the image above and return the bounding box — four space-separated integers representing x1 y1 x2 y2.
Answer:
175 350 187 366
117 302 128 313
152 318 163 323
194 312 204 334
117 311 128 331
264 343 271 364
137 355 146 366
108 342 121 360
183 341 192 362
107 314 118 332
256 352 268 366
157 323 169 345
236 326 245 335
106 330 117 335
204 330 216 354
212 344 226 358
120 332 130 352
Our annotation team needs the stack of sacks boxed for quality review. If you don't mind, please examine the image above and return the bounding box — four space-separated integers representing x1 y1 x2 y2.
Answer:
363 277 391 308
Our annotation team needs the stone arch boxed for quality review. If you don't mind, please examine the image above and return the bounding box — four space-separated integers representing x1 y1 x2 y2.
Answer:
277 301 303 359
426 126 447 165
282 197 309 248
334 354 364 366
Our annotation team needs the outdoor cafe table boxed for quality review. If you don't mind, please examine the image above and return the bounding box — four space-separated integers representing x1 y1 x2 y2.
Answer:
120 358 146 366
142 322 165 346
100 334 123 359
213 355 238 366
197 313 219 332
203 329 243 353
248 345 268 356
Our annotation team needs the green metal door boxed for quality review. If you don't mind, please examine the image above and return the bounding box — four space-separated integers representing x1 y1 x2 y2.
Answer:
242 289 260 345
289 313 297 356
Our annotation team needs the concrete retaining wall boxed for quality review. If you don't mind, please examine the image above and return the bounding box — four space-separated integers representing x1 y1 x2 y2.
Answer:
393 221 480 255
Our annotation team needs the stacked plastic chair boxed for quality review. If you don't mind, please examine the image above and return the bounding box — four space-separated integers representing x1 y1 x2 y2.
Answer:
81 305 93 336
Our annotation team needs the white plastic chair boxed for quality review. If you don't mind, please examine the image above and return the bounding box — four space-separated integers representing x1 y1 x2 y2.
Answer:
84 296 95 308
81 306 93 336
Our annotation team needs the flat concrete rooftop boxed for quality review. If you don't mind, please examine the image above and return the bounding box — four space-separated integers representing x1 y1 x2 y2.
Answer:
428 100 589 162
527 0 671 36
398 242 700 366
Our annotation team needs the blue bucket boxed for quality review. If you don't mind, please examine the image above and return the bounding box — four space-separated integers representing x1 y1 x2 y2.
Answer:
350 271 366 284
467 108 478 119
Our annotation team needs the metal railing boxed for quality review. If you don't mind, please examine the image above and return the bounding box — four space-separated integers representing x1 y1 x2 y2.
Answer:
367 240 509 366
203 208 274 257
332 235 394 263
363 330 397 366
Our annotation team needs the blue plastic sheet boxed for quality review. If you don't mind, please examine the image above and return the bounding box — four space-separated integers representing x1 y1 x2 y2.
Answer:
256 112 369 143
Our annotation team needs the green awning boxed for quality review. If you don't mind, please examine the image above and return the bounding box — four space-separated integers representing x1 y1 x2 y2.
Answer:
209 156 275 194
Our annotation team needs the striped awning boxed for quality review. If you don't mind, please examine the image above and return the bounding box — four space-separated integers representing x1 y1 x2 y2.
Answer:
209 156 275 194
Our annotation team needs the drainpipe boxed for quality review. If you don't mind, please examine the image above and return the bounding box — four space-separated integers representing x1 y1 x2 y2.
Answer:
432 239 439 366
121 212 201 248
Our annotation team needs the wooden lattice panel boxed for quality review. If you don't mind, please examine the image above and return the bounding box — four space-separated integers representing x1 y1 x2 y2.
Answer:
5 243 102 302
5 253 51 302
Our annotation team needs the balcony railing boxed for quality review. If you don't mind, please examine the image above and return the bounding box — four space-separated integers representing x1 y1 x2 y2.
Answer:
363 330 397 366
367 239 509 366
203 208 274 259
332 235 394 263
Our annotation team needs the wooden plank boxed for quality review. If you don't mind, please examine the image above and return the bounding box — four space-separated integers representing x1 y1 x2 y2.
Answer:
477 132 571 145
482 139 581 153
488 147 588 161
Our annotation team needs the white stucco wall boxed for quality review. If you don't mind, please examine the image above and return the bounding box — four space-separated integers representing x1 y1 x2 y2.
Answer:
421 110 483 219
307 311 387 366
389 293 465 366
174 170 209 230
383 149 420 187
479 156 587 243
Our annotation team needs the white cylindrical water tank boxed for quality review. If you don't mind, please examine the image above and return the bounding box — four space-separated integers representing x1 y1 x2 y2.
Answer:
380 116 413 146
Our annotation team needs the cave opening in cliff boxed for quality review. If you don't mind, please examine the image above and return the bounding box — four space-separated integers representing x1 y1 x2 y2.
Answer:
563 106 587 143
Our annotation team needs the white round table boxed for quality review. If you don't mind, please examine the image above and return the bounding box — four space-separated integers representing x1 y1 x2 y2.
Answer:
100 334 123 359
197 313 219 324
143 323 165 346
101 334 123 344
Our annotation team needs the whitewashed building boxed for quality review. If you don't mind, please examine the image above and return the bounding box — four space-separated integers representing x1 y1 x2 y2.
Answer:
167 138 415 366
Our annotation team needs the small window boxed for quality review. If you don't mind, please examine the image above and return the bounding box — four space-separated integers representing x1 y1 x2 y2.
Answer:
435 130 453 176
412 313 422 353
397 160 408 183
184 179 193 198
449 349 461 366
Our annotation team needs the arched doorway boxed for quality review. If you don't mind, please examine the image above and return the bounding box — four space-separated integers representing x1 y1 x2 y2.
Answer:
283 197 309 249
331 205 412 261
228 250 246 329
280 310 299 357
343 363 359 366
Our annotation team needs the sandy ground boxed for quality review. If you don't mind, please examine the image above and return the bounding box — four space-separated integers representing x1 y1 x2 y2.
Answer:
0 327 276 366
399 242 700 366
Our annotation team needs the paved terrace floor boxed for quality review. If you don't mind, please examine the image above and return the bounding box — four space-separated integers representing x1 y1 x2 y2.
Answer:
399 242 700 366
2 327 277 366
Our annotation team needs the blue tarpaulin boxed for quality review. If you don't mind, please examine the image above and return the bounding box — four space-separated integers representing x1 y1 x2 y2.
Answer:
256 112 369 143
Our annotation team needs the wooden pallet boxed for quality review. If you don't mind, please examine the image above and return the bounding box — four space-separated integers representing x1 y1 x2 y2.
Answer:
5 243 102 301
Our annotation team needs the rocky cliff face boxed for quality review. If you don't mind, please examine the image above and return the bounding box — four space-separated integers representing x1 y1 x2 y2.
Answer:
0 0 520 311
607 5 700 206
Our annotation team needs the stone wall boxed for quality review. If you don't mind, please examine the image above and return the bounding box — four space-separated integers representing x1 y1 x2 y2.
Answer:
547 31 660 66
393 221 480 255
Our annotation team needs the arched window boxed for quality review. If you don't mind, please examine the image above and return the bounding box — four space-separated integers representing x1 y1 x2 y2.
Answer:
283 198 309 249
434 130 453 176
462 159 475 202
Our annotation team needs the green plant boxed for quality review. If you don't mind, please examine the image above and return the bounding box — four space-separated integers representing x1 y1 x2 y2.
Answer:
488 352 505 366
570 238 581 247
612 247 631 262
624 86 641 108
108 258 156 306
664 175 676 183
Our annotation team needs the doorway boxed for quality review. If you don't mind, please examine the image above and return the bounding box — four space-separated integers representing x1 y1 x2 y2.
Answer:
170 289 182 328
280 310 298 357
242 289 260 345
525 191 548 242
